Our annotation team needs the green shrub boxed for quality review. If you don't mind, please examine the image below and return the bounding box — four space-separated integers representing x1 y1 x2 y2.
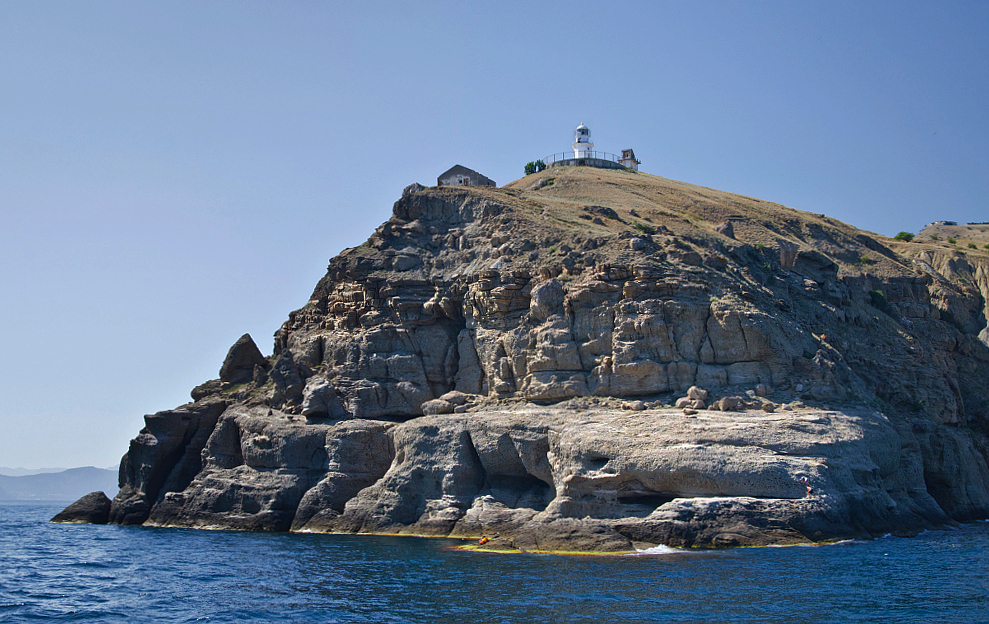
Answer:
223 383 246 395
869 290 893 315
930 235 939 241
947 237 956 244
893 231 914 242
524 160 547 175
968 242 977 249
633 222 656 235
939 308 965 331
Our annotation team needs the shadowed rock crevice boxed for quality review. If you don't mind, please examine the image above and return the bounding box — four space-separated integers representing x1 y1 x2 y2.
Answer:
484 474 553 512
617 493 677 517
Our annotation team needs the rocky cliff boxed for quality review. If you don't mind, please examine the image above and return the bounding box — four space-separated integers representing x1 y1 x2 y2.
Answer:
63 167 989 551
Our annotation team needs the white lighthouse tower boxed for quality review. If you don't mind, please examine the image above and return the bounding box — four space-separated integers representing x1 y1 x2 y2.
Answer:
572 123 593 158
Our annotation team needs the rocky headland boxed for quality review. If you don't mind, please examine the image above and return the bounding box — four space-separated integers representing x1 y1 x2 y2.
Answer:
57 167 989 552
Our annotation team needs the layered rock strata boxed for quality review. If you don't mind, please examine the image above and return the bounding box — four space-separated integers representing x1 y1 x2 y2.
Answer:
70 167 989 551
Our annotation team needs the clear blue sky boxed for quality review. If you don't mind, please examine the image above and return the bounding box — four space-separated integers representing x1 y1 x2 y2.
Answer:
2 1 987 469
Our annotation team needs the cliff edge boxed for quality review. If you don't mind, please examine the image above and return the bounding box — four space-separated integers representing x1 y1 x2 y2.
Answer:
67 167 989 551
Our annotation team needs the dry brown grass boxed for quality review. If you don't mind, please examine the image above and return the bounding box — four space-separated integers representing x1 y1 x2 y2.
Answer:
503 166 927 278
917 222 989 251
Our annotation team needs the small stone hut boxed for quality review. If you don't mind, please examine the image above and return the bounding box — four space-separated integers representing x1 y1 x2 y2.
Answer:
437 165 495 187
619 149 641 171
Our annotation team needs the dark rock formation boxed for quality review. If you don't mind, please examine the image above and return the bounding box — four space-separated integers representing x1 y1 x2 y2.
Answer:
109 398 229 525
219 334 268 386
57 167 989 551
51 491 111 524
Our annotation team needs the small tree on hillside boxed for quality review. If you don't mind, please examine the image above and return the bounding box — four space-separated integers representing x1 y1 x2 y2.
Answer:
893 231 914 242
524 160 547 175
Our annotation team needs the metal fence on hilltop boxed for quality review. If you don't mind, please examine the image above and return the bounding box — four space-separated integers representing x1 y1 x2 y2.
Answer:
541 151 624 165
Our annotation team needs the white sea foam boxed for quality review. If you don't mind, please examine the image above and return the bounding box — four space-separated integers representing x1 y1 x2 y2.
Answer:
767 539 860 548
633 544 686 555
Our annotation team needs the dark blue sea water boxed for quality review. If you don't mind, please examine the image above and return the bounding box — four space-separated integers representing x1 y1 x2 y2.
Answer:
2 502 987 623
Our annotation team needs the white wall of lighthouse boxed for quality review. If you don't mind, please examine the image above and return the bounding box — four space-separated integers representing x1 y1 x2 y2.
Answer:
572 123 593 158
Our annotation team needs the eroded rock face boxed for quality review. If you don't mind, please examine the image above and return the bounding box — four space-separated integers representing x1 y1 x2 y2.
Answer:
145 405 337 531
95 402 978 550
57 168 989 550
109 398 229 525
291 419 394 530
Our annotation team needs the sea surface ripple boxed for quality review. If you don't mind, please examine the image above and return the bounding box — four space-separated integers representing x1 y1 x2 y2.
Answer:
1 502 987 623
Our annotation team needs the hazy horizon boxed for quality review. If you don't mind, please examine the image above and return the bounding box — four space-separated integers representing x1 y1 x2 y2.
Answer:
0 466 117 477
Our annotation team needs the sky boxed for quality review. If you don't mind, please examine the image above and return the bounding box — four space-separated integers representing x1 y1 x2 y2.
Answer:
2 1 987 470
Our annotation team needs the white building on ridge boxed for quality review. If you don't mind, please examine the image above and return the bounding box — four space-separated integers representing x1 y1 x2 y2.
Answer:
541 123 640 172
573 123 593 158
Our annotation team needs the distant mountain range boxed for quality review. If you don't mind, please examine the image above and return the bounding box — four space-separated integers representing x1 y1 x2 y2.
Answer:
0 467 71 476
0 467 118 501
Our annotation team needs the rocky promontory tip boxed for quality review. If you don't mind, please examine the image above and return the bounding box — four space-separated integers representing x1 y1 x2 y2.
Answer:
57 167 989 550
51 491 111 524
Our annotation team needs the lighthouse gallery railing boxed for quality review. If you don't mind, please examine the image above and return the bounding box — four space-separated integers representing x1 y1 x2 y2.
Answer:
542 151 624 165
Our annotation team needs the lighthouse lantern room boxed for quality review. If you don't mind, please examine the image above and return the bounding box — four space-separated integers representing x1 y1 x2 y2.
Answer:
572 123 593 158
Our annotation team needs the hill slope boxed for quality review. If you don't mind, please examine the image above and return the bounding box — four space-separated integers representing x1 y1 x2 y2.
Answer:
918 221 989 253
67 167 989 551
1 467 118 501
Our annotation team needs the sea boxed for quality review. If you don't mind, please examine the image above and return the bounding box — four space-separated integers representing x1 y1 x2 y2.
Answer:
1 502 987 623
